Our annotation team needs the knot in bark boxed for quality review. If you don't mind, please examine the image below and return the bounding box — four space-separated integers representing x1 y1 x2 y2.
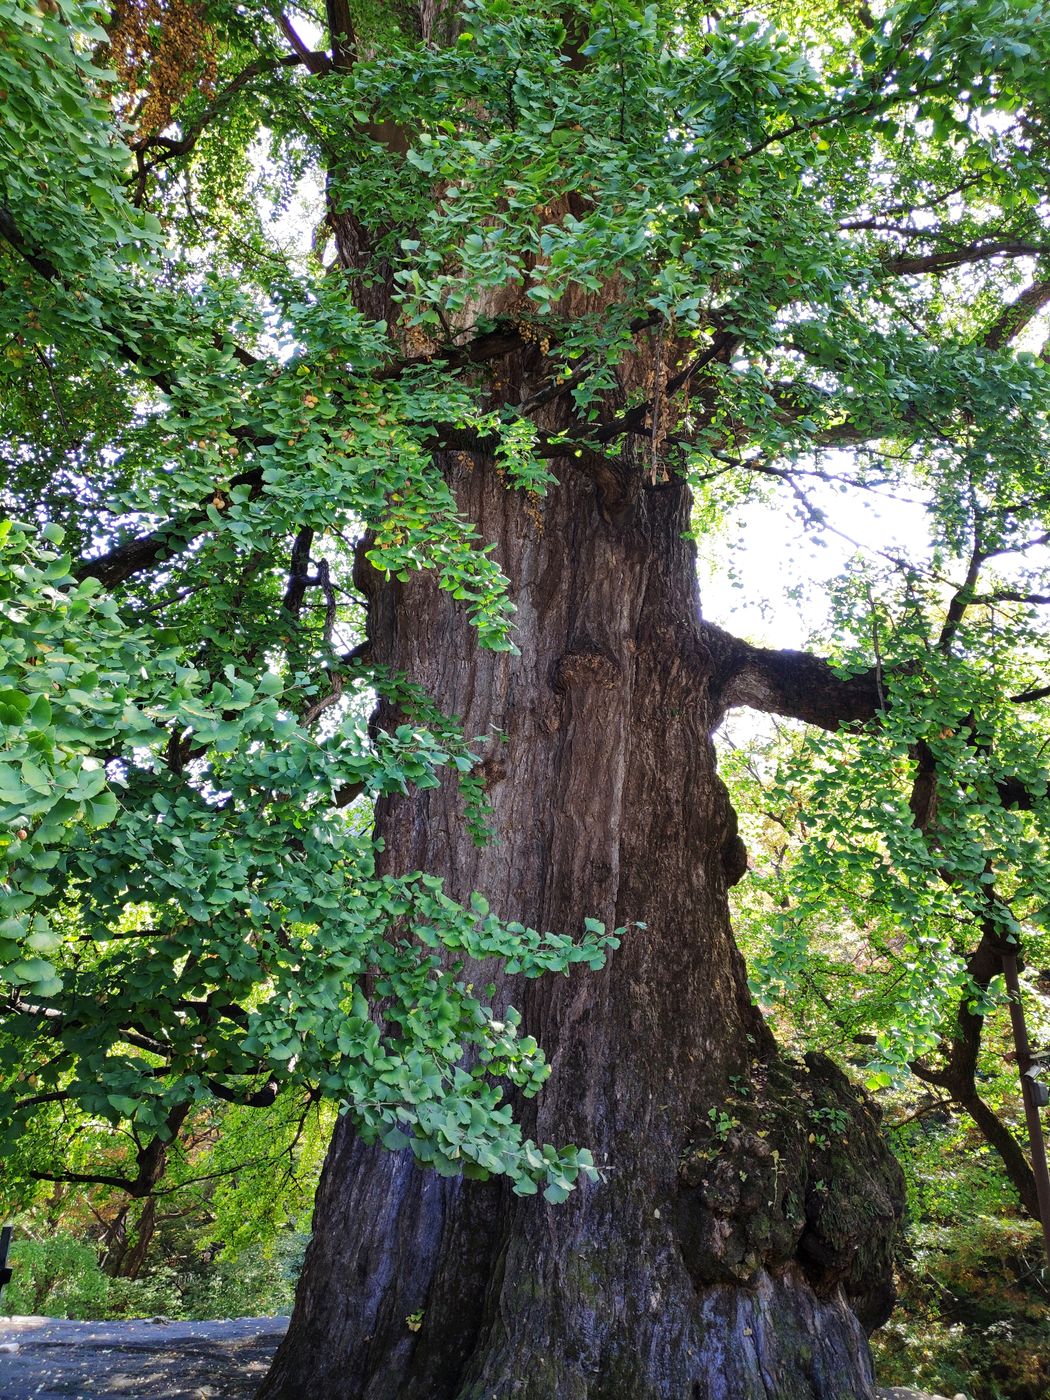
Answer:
551 641 621 693
675 1054 904 1333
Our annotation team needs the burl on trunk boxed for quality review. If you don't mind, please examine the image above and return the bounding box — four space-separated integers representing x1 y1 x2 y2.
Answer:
259 449 903 1400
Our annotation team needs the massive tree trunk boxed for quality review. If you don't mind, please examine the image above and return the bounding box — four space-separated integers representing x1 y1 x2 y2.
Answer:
259 428 903 1397
258 9 902 1377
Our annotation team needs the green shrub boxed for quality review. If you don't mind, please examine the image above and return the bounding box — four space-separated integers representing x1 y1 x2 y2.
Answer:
1 1228 306 1322
1 1233 111 1319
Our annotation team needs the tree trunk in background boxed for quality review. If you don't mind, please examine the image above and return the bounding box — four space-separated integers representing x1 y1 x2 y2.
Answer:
260 438 904 1398
100 1197 157 1281
960 1093 1040 1221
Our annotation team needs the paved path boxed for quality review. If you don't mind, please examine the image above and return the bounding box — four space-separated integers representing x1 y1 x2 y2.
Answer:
0 1317 959 1399
0 1317 289 1400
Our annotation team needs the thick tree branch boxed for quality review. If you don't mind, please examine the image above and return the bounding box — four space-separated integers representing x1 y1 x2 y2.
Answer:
982 279 1050 351
282 526 316 618
704 621 880 731
29 1102 190 1197
29 1167 146 1192
973 589 1050 606
206 1076 281 1108
325 0 356 71
276 15 332 76
132 49 330 189
708 621 1046 812
884 239 1046 277
1011 683 1050 705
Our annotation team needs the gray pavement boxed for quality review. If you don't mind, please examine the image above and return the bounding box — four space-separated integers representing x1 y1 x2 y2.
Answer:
0 1317 288 1400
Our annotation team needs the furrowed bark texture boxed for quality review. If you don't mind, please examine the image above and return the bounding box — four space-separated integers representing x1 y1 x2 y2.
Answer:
260 445 903 1399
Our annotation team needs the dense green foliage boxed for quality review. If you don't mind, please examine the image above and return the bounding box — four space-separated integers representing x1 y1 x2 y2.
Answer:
704 684 1050 1399
0 516 619 1194
875 1152 1049 1399
2 1092 326 1320
723 696 1050 1080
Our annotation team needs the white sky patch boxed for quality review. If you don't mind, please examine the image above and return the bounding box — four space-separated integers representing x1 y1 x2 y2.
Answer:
700 467 934 648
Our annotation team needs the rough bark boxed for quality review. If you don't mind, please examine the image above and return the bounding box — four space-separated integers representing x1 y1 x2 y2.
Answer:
259 440 903 1399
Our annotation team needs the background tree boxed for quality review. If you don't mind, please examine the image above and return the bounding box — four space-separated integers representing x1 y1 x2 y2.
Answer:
722 707 1050 1221
2 0 1050 1397
0 1089 328 1316
719 715 1050 1400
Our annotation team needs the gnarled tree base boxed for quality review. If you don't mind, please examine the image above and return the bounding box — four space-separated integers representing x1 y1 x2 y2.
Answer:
261 1052 901 1400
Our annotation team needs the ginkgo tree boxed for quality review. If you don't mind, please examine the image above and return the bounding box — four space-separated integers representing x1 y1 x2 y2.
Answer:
723 649 1050 1225
2 0 1050 1394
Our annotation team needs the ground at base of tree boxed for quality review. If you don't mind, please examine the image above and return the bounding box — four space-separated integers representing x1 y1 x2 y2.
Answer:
0 1316 964 1400
0 1316 288 1399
